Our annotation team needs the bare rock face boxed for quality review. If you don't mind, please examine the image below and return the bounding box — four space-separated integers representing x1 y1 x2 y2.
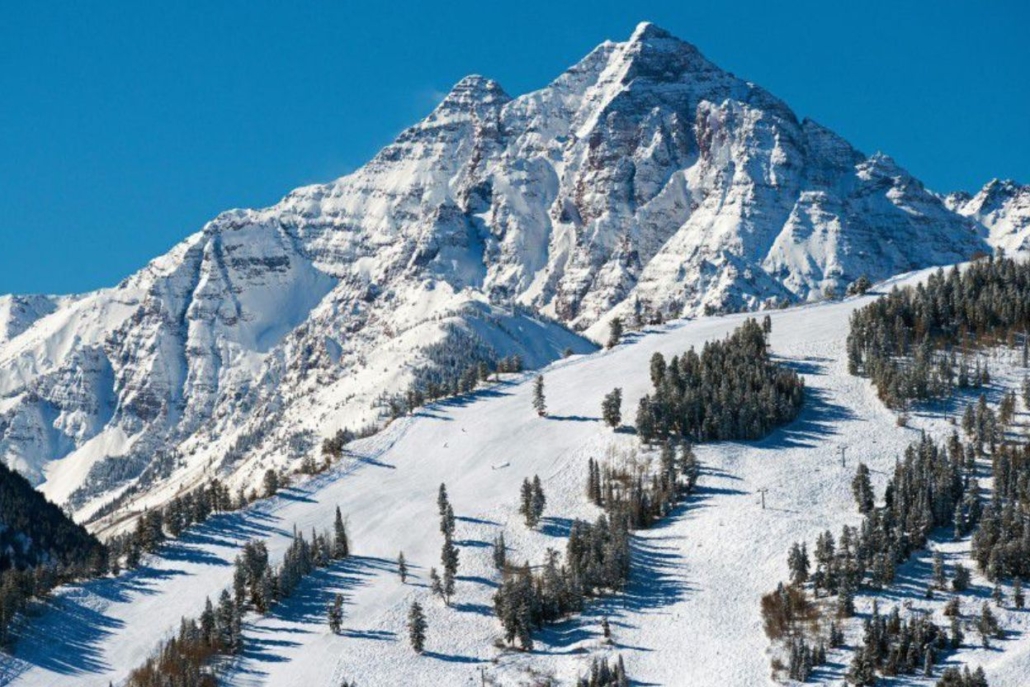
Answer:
0 23 999 525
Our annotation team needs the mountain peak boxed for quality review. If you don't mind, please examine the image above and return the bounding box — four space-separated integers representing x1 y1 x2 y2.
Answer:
629 21 673 43
440 75 509 108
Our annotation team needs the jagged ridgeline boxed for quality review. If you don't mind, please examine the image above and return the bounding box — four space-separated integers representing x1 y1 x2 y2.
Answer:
847 256 1030 408
636 317 804 442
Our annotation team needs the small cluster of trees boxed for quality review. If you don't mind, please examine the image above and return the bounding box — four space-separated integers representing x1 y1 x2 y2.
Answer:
429 484 460 605
378 326 523 419
577 655 629 687
107 478 254 574
635 319 804 443
494 443 702 650
971 440 1030 582
493 515 631 651
519 476 546 528
586 440 699 529
846 256 1030 408
936 666 990 687
234 508 350 615
127 509 350 686
845 601 953 684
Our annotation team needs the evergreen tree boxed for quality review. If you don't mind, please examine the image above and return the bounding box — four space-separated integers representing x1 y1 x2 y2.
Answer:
932 552 946 589
262 469 280 498
532 375 547 417
492 533 507 570
429 567 443 600
328 593 344 633
606 317 624 349
601 388 623 428
846 646 877 686
851 463 875 514
333 506 349 559
531 475 546 525
953 564 971 592
1014 578 1025 609
407 601 427 653
398 552 408 584
787 542 810 585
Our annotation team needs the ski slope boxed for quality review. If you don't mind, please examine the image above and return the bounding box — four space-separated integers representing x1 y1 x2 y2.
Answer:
2 270 1028 686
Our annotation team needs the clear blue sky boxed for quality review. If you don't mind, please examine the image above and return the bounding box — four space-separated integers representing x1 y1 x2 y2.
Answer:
2 1 1027 294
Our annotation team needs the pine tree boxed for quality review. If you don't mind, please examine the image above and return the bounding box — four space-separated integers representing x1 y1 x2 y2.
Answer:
407 601 427 653
532 375 547 417
601 388 623 428
953 564 971 592
1014 578 1025 609
429 567 443 600
398 551 408 583
846 646 877 686
531 475 546 526
606 317 623 349
437 483 449 517
977 602 1001 647
519 478 535 527
851 463 875 514
492 533 506 570
932 552 946 589
328 593 344 633
333 506 349 559
262 469 280 498
787 542 810 585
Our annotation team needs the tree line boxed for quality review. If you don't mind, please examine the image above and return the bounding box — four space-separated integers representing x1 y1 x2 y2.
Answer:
0 461 106 646
847 255 1030 408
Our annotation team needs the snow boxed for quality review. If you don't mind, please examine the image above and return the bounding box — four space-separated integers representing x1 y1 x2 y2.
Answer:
4 267 1028 686
0 23 1002 529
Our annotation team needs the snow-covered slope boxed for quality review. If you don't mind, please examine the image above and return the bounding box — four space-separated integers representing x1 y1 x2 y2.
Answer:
3 271 1027 686
0 22 1000 525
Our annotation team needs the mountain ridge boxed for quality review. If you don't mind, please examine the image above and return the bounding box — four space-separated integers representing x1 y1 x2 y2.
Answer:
0 22 1017 529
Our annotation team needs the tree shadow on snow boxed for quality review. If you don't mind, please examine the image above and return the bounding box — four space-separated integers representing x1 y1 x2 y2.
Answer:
751 385 857 450
538 516 574 539
545 414 600 423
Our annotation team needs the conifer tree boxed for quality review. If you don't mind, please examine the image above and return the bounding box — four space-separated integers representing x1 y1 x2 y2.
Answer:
262 469 280 498
532 375 547 417
607 317 623 349
531 475 546 525
328 593 344 633
429 567 443 600
407 601 427 653
398 551 408 584
851 463 875 514
492 533 506 570
601 388 623 428
333 506 349 559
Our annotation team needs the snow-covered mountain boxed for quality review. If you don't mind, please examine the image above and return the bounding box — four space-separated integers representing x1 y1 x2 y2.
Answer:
0 22 1002 526
946 178 1030 253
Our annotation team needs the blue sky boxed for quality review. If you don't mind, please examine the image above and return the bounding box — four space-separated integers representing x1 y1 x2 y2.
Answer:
1 1 1027 294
